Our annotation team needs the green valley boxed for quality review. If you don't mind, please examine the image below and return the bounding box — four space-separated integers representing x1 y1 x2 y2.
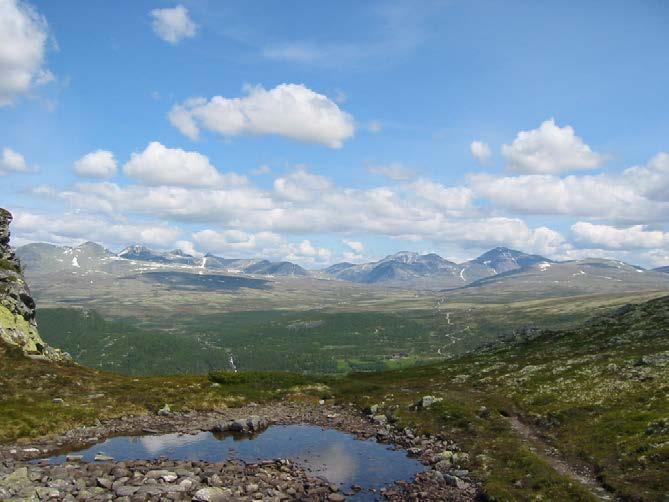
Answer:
36 290 666 376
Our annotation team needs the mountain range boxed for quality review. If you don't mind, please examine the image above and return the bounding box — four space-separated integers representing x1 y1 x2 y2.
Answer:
14 242 669 293
322 247 552 286
17 242 309 277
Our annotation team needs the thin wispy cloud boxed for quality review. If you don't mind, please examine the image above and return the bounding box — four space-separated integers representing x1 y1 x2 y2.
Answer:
262 1 438 67
368 162 416 181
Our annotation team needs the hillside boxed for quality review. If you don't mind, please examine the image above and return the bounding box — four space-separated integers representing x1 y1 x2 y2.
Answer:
335 295 669 500
452 258 669 300
1 292 667 500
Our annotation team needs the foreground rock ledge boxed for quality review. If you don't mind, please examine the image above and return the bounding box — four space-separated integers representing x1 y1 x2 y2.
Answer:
0 458 341 501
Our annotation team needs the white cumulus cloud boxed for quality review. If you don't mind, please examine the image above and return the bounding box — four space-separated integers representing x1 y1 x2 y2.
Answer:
571 222 669 250
174 240 202 257
123 141 246 187
49 170 567 258
0 147 33 174
0 0 52 106
624 152 669 202
642 250 669 268
286 239 332 264
192 229 331 265
12 210 181 248
469 172 666 223
73 150 117 178
502 119 603 174
168 84 355 148
470 141 491 164
44 150 669 263
274 170 333 202
150 4 197 44
409 179 473 214
343 239 364 253
193 229 282 254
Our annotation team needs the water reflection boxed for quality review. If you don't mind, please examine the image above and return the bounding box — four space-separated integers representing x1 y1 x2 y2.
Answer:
42 425 425 497
311 443 358 486
139 433 202 456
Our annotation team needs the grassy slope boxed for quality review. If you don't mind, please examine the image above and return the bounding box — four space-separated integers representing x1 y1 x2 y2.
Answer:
0 342 328 442
332 296 669 500
2 296 667 500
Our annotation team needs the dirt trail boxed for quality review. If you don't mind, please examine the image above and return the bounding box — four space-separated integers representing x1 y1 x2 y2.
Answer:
507 416 613 501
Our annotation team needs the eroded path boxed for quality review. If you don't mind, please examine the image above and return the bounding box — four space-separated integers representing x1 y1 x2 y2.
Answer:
507 415 613 500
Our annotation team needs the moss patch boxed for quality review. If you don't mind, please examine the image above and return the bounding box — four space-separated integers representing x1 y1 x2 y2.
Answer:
0 304 42 353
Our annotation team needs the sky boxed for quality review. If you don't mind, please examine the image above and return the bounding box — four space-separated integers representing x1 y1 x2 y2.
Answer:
1 0 669 268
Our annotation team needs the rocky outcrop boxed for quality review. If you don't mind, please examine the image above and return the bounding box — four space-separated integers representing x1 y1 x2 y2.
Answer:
212 415 269 434
0 208 69 361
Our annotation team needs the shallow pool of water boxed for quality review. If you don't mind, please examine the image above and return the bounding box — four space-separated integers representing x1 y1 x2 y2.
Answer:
43 425 425 497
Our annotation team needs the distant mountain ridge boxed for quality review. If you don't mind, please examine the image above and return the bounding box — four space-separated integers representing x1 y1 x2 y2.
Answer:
324 251 461 285
450 257 669 300
461 247 551 279
17 242 308 277
14 241 669 293
320 247 669 294
118 245 199 266
322 247 553 286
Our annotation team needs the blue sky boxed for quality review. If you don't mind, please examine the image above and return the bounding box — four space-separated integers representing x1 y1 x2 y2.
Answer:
2 0 669 267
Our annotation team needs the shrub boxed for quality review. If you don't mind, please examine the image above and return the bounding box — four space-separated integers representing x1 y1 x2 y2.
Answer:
208 370 315 388
0 259 20 274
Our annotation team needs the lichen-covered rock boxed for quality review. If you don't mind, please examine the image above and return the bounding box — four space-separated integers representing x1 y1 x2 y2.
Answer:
0 208 69 361
417 395 443 409
157 403 172 416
